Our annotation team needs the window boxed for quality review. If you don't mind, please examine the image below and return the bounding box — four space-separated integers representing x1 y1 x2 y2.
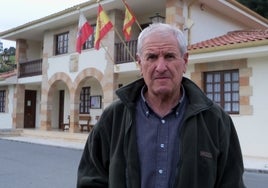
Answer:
83 25 96 50
204 70 239 114
55 32 69 55
0 90 6 112
80 87 90 114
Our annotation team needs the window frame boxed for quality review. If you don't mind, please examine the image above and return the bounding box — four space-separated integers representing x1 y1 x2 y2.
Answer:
0 90 6 113
55 32 69 55
79 87 91 114
204 69 240 114
83 25 96 50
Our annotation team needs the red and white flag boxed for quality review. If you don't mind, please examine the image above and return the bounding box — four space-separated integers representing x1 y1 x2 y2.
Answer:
76 13 94 53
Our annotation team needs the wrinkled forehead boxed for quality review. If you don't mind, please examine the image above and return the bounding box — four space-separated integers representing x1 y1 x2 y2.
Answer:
142 29 175 41
141 32 179 52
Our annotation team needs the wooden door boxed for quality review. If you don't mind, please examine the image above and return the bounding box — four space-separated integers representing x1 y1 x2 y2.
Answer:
58 90 64 129
24 90 36 128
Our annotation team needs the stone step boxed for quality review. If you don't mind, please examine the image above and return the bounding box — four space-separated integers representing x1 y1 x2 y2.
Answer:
21 129 88 143
0 129 22 137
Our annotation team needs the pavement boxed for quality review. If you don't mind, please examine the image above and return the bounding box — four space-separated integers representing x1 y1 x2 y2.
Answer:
0 135 86 150
0 128 87 150
1 129 268 174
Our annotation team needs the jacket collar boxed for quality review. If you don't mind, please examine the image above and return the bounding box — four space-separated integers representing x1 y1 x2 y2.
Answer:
115 78 145 109
116 77 213 114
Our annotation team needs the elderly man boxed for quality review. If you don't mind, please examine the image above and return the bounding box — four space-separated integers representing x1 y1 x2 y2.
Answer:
77 23 245 188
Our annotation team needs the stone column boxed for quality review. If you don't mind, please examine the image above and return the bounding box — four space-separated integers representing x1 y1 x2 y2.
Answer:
69 89 80 133
166 0 185 30
40 53 51 130
15 39 28 63
13 84 25 129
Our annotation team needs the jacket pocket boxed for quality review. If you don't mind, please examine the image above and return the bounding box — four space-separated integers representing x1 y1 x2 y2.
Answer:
198 148 218 187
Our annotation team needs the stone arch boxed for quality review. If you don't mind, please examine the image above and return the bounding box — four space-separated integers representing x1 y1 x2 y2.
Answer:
74 67 104 97
48 72 74 91
72 68 104 126
44 72 74 130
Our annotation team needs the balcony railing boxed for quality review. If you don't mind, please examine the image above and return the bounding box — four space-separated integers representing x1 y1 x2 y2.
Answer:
19 59 42 78
115 40 137 64
16 41 136 78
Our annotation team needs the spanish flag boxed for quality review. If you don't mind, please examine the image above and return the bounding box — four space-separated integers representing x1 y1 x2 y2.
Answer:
122 0 136 41
94 4 113 50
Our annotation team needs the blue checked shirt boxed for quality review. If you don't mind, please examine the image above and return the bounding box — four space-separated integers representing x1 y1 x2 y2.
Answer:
135 86 187 188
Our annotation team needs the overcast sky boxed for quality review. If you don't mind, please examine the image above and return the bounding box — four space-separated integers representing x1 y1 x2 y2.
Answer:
0 0 89 48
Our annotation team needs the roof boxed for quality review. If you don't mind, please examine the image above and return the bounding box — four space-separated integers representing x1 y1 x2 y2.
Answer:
0 70 17 81
188 29 268 54
0 0 165 41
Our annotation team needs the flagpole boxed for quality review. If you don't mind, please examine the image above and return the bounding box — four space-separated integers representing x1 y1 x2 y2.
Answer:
121 0 142 31
97 26 137 64
100 41 115 64
94 1 115 64
113 27 136 63
95 0 136 63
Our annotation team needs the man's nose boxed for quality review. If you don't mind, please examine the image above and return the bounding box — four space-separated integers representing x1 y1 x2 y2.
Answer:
155 57 168 72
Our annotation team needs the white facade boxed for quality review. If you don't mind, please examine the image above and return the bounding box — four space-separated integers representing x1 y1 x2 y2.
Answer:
233 56 268 158
0 0 268 159
190 3 245 44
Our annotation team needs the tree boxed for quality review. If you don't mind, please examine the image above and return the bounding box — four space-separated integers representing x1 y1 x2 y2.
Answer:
238 0 268 19
0 48 16 73
8 47 16 56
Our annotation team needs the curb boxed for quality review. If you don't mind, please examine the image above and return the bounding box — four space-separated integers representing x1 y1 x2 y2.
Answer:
0 129 22 136
244 168 268 174
0 137 85 150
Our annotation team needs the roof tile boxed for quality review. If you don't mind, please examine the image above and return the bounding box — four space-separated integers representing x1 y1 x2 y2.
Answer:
188 30 268 51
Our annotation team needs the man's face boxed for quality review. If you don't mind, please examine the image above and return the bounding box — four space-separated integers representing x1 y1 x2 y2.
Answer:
137 32 188 97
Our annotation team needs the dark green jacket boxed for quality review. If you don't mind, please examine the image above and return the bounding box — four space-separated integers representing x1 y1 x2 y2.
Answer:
77 77 245 188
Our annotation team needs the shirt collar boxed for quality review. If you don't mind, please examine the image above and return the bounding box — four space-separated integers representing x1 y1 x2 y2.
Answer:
140 85 186 117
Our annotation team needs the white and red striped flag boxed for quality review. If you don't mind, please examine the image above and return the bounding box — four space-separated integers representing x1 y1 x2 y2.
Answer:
76 12 94 53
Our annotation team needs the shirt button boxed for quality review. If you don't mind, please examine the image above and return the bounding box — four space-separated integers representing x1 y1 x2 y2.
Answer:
160 144 164 148
158 169 163 174
161 119 165 124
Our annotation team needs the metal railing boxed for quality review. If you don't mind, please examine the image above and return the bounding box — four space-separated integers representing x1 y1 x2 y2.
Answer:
16 40 137 78
115 40 137 64
19 59 42 78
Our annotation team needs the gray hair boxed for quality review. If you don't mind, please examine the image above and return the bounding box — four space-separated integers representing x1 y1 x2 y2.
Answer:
137 23 187 57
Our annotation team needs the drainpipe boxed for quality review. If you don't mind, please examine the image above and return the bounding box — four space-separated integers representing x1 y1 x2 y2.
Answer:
186 0 196 45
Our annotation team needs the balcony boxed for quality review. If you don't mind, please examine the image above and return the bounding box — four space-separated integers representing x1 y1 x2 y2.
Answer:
19 59 42 78
115 40 137 64
16 40 137 78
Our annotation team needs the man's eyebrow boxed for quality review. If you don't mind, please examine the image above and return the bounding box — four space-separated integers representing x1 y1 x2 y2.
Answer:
144 52 157 56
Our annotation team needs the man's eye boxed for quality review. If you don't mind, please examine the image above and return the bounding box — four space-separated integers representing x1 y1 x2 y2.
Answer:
146 54 158 61
165 54 175 60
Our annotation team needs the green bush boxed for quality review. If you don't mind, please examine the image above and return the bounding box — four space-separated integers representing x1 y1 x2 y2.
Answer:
0 64 15 73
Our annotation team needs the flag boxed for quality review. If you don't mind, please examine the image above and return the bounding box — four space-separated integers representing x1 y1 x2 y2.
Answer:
122 0 136 41
94 4 113 50
76 12 94 53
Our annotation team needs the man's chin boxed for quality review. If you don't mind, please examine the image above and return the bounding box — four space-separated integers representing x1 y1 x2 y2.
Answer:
153 87 172 96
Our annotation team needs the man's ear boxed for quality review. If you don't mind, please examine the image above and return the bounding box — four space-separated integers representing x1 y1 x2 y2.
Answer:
183 53 189 73
136 54 143 75
183 53 189 65
136 54 141 65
